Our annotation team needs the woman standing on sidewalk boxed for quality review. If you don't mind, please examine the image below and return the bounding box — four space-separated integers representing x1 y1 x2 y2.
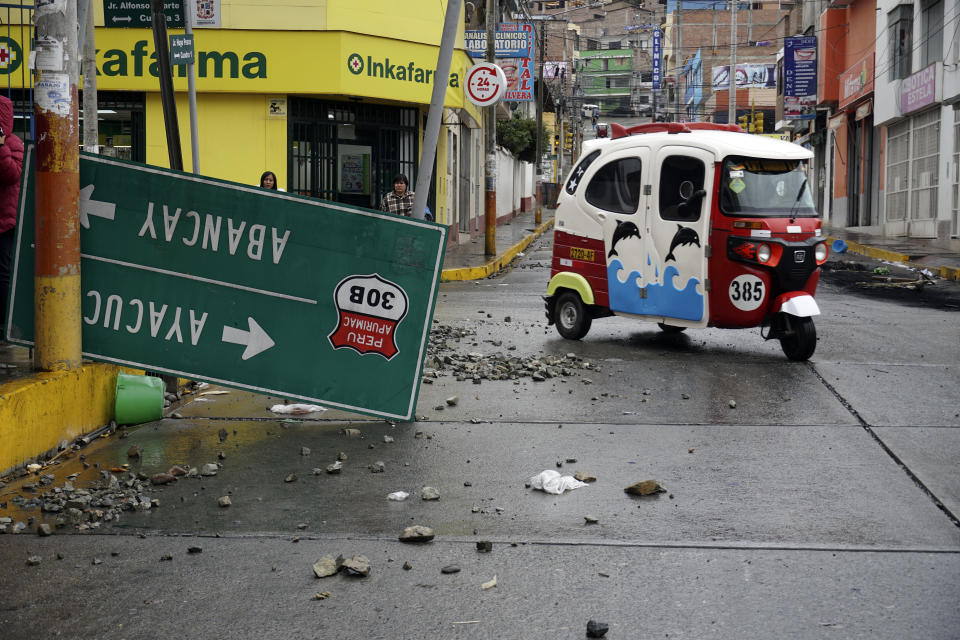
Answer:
0 95 24 341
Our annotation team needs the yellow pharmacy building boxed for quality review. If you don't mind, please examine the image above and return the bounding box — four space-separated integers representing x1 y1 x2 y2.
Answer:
0 1 485 242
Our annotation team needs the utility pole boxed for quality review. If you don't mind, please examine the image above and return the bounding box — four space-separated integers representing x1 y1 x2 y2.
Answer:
151 0 182 171
676 0 682 122
413 0 461 220
81 0 98 154
484 0 497 256
34 0 81 371
728 0 737 125
534 18 545 225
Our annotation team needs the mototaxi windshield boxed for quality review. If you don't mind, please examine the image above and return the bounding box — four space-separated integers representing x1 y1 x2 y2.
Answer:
719 156 817 218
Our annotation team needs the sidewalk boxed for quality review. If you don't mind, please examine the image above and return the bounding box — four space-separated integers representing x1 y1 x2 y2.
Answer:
823 225 960 282
440 208 555 281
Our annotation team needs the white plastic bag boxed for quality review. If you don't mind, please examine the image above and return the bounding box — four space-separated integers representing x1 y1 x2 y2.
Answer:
528 469 588 495
387 491 410 501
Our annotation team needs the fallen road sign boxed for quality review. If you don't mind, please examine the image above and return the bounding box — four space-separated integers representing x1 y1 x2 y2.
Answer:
7 148 447 421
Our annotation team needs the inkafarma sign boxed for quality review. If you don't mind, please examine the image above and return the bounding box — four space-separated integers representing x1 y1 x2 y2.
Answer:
346 52 460 87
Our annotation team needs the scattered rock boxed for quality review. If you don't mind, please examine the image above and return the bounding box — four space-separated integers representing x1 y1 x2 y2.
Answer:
624 480 666 496
284 474 297 483
476 540 492 553
383 435 394 443
399 525 435 543
586 620 609 638
440 565 460 574
326 461 343 474
217 496 232 507
421 486 441 500
402 561 412 570
168 465 187 477
150 473 176 485
187 546 202 554
37 523 53 536
341 555 371 577
343 428 362 438
369 462 385 473
201 463 218 476
300 447 311 456
314 591 331 600
729 399 737 408
160 554 173 561
312 555 340 578
337 452 348 461
584 515 599 524
91 557 103 566
26 555 41 566
445 396 459 406
574 471 597 483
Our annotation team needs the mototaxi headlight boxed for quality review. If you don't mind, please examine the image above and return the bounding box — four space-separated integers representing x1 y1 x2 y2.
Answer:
756 243 772 263
814 242 828 263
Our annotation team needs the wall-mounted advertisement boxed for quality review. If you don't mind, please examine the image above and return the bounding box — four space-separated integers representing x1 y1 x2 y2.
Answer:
465 23 534 102
338 145 371 194
711 64 776 90
784 36 817 120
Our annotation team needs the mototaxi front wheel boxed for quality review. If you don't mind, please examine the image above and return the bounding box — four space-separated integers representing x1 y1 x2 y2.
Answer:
779 316 816 361
554 291 592 340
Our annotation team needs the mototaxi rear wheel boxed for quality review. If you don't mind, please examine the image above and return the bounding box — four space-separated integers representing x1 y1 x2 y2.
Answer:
555 291 592 340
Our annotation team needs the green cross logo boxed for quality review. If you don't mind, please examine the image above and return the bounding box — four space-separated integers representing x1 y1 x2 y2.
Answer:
347 53 364 75
0 37 23 75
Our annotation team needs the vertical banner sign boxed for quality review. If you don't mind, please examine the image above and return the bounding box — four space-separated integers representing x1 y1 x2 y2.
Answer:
783 36 817 121
6 149 447 421
464 23 534 102
652 28 662 90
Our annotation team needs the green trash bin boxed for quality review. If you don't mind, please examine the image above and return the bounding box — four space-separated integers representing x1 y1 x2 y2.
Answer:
114 373 165 425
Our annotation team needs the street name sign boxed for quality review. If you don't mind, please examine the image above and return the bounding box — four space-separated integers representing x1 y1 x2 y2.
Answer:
103 1 184 28
169 34 195 65
8 149 447 421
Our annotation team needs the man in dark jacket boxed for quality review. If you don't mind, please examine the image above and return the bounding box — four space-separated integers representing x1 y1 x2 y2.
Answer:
0 95 24 340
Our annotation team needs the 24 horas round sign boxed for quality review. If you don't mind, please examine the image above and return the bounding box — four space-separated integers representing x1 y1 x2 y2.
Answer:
466 62 507 107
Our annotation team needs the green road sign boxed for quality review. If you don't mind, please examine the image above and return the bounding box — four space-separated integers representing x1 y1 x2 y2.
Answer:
169 34 194 65
8 148 447 421
103 0 184 28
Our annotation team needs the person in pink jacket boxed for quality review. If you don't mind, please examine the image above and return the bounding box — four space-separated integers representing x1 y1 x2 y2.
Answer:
0 95 24 340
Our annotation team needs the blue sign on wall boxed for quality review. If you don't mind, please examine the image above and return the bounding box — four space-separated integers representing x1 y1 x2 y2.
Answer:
784 36 817 120
465 23 535 102
652 28 662 90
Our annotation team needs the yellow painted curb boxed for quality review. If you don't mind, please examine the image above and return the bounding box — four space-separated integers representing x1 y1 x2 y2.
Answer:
0 363 129 474
827 236 960 282
442 217 555 281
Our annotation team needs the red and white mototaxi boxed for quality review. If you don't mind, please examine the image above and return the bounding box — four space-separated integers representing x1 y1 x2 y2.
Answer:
544 122 828 360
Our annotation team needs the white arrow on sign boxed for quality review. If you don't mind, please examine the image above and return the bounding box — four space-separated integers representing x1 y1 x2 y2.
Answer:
79 184 116 229
221 317 276 360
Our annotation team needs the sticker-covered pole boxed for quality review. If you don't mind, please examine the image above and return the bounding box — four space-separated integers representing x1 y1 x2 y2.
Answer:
413 0 461 220
33 0 82 371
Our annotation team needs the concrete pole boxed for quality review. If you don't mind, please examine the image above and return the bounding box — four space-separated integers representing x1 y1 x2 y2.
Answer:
534 20 545 224
184 4 200 173
484 0 497 256
81 0 98 153
413 0 461 220
728 0 737 124
34 0 81 371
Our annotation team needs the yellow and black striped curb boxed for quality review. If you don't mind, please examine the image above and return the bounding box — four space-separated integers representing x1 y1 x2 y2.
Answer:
441 217 555 281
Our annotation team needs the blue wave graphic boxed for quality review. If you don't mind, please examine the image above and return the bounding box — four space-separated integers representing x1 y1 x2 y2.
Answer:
607 258 704 321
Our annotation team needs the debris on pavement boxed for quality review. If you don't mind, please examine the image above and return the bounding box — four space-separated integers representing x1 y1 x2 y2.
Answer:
624 480 666 496
313 555 342 578
573 471 596 482
476 540 492 553
421 486 440 500
387 491 410 501
314 591 331 600
584 515 599 524
481 575 497 590
326 461 343 474
399 525 435 542
586 619 609 638
340 554 371 577
217 496 232 507
528 469 589 495
26 555 41 566
269 403 327 415
441 564 461 574
343 428 362 438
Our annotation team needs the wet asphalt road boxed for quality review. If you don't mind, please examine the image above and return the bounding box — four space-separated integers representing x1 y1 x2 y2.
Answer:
1 234 958 639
